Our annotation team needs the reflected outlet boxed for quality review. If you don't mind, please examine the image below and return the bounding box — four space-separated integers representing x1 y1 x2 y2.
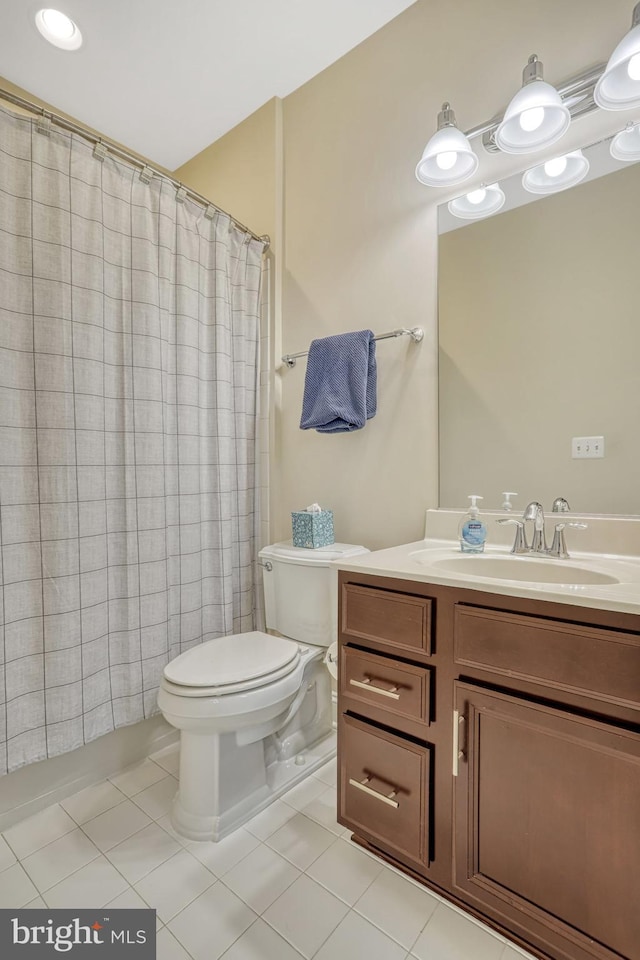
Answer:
572 436 605 459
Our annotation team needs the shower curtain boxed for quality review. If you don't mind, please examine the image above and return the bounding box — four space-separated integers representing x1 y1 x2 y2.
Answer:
0 105 265 775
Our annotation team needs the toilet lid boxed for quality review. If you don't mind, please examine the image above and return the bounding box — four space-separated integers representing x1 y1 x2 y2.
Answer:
163 631 300 688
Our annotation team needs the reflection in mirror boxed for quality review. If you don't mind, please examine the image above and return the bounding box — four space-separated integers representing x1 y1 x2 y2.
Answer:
438 136 640 516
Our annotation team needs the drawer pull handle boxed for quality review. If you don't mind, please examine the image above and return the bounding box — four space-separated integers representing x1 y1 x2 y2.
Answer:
349 677 401 700
348 776 400 808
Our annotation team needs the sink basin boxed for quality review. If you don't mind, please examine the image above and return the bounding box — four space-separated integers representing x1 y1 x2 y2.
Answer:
411 553 620 585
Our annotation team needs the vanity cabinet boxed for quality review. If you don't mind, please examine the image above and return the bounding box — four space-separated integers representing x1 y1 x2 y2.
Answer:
337 572 640 960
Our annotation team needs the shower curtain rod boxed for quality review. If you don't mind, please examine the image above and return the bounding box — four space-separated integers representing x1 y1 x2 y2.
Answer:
281 326 424 368
0 85 270 251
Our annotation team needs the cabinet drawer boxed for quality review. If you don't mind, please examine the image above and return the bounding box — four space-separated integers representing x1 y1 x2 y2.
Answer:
454 604 640 710
340 646 431 725
339 714 430 867
341 584 432 655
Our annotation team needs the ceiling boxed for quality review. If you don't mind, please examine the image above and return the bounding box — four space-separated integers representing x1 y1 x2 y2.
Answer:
0 0 416 170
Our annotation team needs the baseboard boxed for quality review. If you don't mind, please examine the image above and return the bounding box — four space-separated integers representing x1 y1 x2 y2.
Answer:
0 716 178 832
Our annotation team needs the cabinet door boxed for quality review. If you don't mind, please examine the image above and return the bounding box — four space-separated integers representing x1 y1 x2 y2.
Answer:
339 714 431 868
454 682 640 960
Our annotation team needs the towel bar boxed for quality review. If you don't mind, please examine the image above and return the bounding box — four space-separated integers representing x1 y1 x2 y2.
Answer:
282 327 424 368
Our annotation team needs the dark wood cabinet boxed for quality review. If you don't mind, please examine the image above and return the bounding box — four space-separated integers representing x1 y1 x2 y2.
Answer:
453 681 640 960
337 570 640 960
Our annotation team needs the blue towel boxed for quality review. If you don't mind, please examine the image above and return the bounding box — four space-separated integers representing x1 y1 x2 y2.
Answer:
299 330 377 433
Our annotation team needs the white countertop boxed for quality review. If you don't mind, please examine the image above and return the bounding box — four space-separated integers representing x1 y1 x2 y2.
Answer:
333 538 640 616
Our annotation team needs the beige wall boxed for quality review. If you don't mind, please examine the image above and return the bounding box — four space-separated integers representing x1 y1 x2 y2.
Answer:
172 0 640 548
439 162 640 516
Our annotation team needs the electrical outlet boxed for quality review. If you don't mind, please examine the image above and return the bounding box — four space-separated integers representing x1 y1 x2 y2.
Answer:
572 436 605 459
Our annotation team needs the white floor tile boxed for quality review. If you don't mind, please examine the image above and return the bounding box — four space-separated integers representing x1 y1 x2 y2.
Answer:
104 822 181 884
297 785 346 837
412 903 505 960
262 874 349 959
244 798 297 841
265 812 335 870
354 865 439 949
150 744 180 778
168 884 256 960
188 828 259 878
307 837 383 906
105 886 164 932
130 776 178 820
313 757 337 787
61 780 127 825
4 804 77 860
156 814 193 847
109 759 168 797
222 843 300 914
156 927 193 960
0 835 17 872
501 946 538 960
43 856 129 908
0 862 39 907
281 775 328 811
314 910 407 960
82 799 152 852
20 828 100 893
219 918 306 960
134 849 216 923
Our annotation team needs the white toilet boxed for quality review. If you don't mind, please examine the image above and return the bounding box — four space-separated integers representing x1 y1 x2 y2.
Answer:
157 541 368 841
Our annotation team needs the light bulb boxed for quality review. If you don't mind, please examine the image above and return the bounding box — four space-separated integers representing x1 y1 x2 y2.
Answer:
544 156 568 177
435 151 457 171
628 52 640 81
466 188 487 205
519 106 545 132
41 8 75 39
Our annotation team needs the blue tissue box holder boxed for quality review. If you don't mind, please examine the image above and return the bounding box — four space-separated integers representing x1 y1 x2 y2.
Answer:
291 510 334 549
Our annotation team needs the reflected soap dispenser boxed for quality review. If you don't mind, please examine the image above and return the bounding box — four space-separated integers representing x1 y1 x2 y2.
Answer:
458 495 487 553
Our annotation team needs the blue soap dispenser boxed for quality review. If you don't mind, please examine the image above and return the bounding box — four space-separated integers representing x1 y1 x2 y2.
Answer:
458 495 487 553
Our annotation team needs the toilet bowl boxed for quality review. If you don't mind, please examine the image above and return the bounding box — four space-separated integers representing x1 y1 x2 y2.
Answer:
158 541 368 841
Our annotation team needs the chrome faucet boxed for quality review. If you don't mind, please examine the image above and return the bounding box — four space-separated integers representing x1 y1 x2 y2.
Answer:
498 500 587 558
523 501 547 554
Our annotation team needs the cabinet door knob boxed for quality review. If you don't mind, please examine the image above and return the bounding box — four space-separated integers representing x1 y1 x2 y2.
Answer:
349 676 401 700
453 710 466 777
348 775 400 808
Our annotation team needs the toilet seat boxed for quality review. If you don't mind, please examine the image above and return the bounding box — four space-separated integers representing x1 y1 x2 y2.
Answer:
162 631 300 698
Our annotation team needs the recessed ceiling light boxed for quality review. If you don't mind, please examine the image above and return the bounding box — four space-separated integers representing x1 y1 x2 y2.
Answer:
35 8 83 50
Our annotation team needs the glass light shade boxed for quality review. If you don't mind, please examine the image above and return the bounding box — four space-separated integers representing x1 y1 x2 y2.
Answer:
35 9 83 50
448 183 506 220
610 123 640 160
495 81 570 154
522 150 589 195
594 22 640 109
415 125 479 187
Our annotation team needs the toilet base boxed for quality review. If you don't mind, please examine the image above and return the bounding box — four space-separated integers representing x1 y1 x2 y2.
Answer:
170 728 336 842
168 651 335 841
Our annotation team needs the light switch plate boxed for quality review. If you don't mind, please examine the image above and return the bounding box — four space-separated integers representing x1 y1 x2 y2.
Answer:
572 436 605 459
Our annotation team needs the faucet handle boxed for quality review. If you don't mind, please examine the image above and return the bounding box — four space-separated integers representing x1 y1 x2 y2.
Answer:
549 521 588 559
496 518 528 554
552 497 571 513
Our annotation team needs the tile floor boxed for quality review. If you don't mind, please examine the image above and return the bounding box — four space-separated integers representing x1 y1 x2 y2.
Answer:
0 743 537 960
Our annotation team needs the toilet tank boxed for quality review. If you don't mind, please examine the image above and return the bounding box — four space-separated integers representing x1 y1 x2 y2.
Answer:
259 542 369 647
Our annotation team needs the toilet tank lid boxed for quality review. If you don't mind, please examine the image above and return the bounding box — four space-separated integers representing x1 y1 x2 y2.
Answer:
259 542 369 566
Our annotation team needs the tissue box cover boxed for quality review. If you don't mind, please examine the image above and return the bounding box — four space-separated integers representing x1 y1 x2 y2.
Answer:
291 510 335 548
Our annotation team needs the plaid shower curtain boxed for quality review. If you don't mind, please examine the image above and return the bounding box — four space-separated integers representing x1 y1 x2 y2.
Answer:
0 104 264 774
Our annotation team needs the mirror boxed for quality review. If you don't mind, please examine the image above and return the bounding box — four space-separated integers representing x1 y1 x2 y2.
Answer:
438 136 640 516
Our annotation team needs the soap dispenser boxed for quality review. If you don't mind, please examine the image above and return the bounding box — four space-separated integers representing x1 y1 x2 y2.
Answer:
458 495 487 554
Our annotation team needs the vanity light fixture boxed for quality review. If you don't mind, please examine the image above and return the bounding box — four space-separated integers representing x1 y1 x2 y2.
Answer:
594 2 640 110
495 55 571 154
610 121 640 160
415 102 479 187
448 183 506 220
35 8 83 50
522 150 590 195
